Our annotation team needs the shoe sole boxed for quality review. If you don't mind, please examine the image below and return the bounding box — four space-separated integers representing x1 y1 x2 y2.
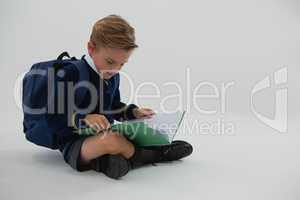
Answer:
164 140 193 161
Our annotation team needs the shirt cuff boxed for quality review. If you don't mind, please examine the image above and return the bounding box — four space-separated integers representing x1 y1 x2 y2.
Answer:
124 104 138 120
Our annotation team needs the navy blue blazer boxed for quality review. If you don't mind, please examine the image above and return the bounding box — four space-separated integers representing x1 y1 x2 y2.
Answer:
72 56 138 126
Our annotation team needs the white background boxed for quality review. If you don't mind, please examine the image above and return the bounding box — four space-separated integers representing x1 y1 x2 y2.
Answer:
1 0 299 200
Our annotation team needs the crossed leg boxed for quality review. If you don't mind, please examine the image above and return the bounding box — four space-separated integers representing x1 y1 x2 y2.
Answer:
80 131 135 165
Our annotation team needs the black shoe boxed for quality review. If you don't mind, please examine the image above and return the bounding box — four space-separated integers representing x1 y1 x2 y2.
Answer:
144 140 193 162
128 146 162 169
91 154 131 179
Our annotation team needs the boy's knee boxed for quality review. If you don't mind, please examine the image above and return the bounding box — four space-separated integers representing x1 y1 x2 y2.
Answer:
101 132 125 155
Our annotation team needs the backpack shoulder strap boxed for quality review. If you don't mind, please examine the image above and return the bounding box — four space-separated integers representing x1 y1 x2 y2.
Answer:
55 52 90 106
68 58 90 106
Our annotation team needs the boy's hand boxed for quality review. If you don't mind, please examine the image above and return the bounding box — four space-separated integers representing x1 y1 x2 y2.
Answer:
132 108 155 119
83 114 111 132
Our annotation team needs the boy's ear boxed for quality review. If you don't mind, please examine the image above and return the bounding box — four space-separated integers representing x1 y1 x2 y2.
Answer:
87 41 97 55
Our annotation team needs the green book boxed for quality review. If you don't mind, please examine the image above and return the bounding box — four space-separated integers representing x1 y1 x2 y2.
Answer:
74 111 186 147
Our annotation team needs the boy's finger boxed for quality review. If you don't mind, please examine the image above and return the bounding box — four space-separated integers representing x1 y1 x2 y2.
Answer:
99 118 110 129
144 109 155 114
142 108 153 112
95 121 105 130
144 110 155 115
93 123 102 131
83 119 94 128
142 112 154 118
104 118 111 128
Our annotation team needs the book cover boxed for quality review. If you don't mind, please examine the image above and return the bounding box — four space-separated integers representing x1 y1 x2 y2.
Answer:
75 111 186 147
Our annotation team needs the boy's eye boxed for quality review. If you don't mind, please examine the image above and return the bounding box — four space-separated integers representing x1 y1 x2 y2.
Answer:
106 60 114 65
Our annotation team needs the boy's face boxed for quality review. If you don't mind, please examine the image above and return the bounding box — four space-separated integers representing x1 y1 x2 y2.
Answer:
88 41 133 80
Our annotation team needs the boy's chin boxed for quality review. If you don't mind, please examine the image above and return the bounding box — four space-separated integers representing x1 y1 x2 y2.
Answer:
102 74 114 80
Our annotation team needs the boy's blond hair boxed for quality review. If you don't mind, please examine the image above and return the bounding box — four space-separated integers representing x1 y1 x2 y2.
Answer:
90 15 138 51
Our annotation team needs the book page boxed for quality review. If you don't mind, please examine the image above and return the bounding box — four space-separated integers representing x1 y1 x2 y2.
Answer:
122 111 186 143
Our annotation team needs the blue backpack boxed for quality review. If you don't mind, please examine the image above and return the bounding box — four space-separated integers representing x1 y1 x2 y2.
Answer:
22 52 90 150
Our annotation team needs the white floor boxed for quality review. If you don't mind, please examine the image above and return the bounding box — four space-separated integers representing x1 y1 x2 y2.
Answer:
1 114 299 200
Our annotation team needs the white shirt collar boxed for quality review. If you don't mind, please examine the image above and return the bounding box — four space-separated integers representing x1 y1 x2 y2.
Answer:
85 53 101 76
84 53 108 84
